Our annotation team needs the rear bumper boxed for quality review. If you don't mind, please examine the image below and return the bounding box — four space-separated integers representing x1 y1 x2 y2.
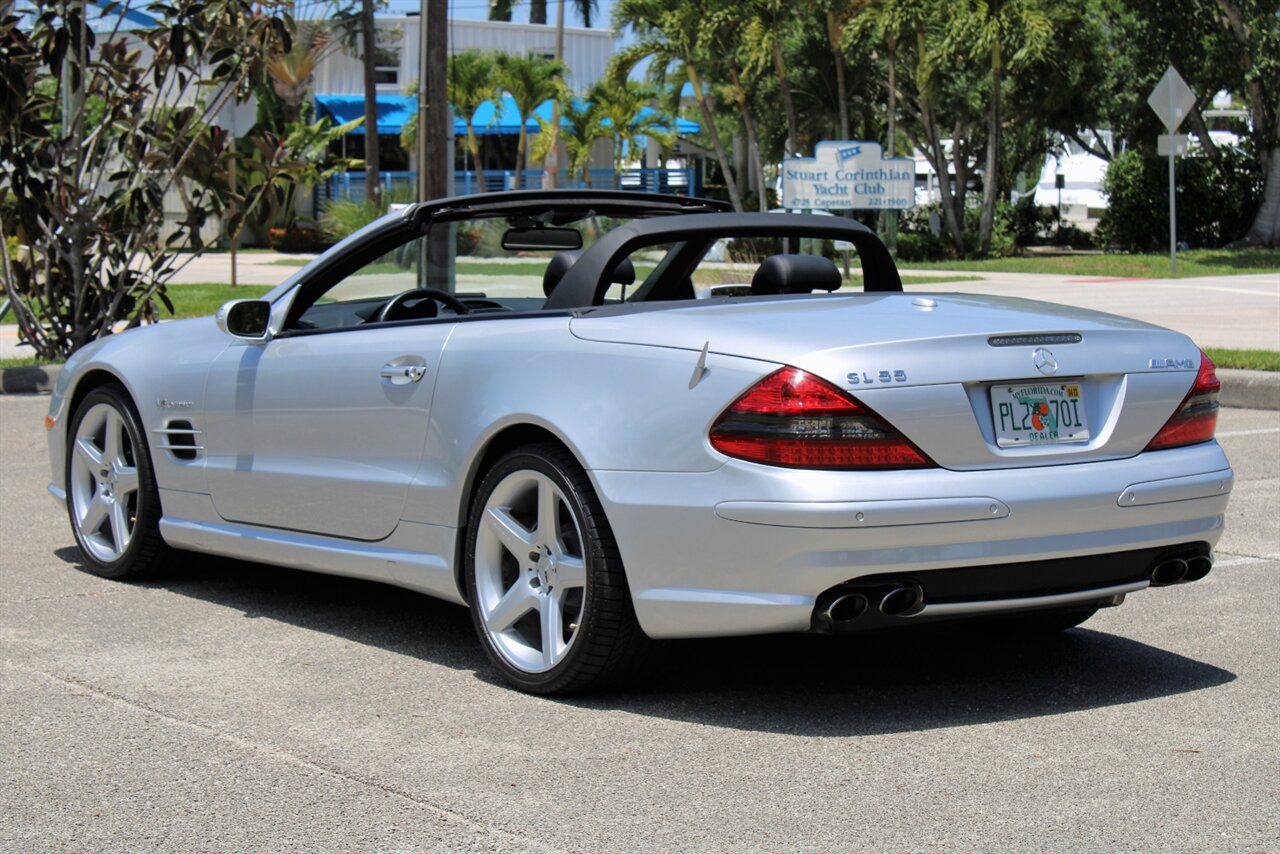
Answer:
591 442 1232 639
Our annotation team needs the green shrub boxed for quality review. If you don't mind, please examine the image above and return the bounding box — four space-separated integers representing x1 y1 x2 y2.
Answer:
1095 148 1262 251
265 222 332 253
4 234 17 261
318 199 384 242
1011 196 1060 245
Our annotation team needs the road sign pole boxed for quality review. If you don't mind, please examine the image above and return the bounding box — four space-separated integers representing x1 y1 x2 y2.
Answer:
1167 85 1177 274
1168 146 1177 274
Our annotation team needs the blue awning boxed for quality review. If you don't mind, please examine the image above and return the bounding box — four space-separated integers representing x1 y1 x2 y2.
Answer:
315 94 700 137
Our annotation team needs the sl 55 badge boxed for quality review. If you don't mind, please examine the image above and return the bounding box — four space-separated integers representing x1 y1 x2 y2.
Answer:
847 369 907 385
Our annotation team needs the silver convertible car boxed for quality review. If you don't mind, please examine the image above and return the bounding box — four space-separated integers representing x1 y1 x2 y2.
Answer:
46 191 1232 693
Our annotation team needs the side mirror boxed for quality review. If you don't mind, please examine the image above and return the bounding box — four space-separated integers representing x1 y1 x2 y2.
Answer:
216 299 272 341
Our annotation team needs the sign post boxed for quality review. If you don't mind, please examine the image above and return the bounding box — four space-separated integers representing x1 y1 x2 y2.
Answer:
1147 66 1196 274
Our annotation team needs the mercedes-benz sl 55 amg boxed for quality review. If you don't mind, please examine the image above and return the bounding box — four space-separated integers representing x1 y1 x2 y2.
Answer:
46 191 1232 693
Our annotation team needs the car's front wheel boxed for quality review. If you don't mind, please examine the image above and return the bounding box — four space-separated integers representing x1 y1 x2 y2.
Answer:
464 445 649 694
65 385 170 579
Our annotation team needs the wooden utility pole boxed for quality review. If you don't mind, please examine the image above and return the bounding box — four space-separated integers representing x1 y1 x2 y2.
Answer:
419 0 453 289
360 0 382 207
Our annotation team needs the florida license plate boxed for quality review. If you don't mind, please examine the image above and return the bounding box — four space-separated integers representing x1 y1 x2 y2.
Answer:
991 383 1090 447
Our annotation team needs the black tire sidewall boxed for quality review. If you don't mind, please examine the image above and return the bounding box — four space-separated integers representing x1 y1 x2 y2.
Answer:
464 446 607 694
65 385 164 579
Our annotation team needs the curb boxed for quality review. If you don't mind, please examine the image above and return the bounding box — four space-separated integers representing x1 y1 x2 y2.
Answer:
1217 368 1280 411
0 364 1276 410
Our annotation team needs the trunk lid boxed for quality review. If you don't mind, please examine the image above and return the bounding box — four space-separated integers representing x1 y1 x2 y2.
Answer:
570 293 1202 469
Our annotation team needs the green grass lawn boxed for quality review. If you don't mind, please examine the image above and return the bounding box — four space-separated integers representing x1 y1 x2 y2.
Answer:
0 356 55 369
898 248 1280 278
160 284 274 318
1204 348 1280 372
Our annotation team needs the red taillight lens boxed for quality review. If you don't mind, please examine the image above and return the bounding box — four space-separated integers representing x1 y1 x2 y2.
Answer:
1145 350 1220 451
709 367 935 469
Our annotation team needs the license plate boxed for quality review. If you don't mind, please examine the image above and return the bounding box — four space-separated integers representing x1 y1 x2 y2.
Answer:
991 382 1090 447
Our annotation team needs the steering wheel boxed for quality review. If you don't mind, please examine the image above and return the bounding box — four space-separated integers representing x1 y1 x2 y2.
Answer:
376 288 471 323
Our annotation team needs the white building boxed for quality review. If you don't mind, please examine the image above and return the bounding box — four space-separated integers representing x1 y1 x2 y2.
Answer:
311 17 615 97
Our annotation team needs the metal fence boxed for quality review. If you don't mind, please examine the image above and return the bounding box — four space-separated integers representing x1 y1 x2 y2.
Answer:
319 167 700 209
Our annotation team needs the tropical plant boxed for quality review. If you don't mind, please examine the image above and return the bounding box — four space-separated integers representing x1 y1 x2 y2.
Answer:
229 115 365 250
449 50 501 186
588 80 675 180
740 0 802 156
612 0 744 210
494 51 568 187
945 0 1057 255
489 0 599 27
534 98 606 185
0 0 292 359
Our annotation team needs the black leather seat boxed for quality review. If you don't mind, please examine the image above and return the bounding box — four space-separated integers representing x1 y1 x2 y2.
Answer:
542 250 637 297
750 254 843 295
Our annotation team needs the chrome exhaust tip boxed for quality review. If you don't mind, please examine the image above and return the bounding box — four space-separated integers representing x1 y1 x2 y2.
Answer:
824 592 868 624
1183 555 1213 582
879 585 925 618
1150 558 1189 587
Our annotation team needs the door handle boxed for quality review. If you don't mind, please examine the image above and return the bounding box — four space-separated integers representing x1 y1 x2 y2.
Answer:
381 363 427 384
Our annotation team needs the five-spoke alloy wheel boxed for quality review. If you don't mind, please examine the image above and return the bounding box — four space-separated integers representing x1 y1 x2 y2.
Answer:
465 445 649 694
66 385 169 578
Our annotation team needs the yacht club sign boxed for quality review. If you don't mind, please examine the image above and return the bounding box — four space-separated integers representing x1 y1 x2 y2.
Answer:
781 141 914 210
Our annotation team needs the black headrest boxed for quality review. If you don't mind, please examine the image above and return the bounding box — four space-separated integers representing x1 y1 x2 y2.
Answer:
750 254 843 295
543 251 637 297
543 250 583 297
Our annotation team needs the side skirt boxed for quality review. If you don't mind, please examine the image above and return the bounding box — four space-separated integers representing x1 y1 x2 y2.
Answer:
158 510 465 605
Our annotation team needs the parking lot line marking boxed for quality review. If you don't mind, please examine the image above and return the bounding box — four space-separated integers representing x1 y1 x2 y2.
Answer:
1212 554 1280 568
1215 428 1280 438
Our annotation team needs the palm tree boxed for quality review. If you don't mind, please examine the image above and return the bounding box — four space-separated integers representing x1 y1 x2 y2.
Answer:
589 80 674 181
495 52 569 188
612 0 744 211
946 0 1055 254
489 0 599 26
704 3 768 210
741 0 801 156
535 98 605 185
449 50 501 188
265 24 336 125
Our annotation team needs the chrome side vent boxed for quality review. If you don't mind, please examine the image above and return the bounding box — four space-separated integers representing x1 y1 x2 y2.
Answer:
153 420 202 461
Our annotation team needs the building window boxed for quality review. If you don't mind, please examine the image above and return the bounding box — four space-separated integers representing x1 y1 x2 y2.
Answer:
374 27 401 86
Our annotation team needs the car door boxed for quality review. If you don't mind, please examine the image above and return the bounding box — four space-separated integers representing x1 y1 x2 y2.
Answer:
202 227 456 542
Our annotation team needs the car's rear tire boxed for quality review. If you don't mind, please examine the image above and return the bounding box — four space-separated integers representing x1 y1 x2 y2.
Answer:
464 444 650 694
65 384 171 579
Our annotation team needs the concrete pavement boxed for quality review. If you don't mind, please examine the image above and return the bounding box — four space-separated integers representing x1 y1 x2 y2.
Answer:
3 393 1278 851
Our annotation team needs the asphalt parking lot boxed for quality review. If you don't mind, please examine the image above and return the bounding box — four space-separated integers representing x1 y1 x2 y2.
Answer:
2 393 1277 852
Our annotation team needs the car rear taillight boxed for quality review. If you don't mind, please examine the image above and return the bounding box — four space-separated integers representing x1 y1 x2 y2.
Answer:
709 367 935 469
1145 350 1220 451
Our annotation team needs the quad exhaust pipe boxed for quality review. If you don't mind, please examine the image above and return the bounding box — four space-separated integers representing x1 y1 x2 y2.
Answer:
817 549 1213 629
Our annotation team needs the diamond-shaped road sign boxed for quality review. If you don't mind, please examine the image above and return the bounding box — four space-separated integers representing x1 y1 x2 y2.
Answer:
1148 66 1196 131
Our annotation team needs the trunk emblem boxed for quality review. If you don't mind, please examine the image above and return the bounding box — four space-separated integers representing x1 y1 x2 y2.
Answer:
1033 347 1059 376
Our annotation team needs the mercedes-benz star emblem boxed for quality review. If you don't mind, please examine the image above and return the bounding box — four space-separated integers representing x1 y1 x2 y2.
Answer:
1032 347 1059 376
